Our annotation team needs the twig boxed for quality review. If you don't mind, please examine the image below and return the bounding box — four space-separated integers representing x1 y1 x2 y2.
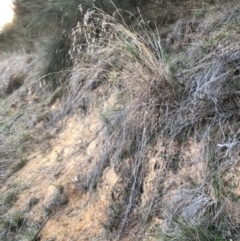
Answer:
31 213 54 241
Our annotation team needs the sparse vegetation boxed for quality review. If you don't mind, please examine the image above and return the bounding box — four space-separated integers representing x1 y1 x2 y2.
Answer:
1 0 240 240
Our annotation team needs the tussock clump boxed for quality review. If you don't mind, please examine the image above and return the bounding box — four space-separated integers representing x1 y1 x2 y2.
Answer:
145 2 240 240
164 187 215 226
67 2 240 239
0 190 19 215
65 7 178 238
0 210 40 241
144 1 240 141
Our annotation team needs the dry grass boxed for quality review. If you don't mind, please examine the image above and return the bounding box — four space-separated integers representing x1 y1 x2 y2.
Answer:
143 2 240 240
64 6 179 239
55 2 240 238
68 2 240 240
0 52 58 185
0 210 40 241
1 0 240 240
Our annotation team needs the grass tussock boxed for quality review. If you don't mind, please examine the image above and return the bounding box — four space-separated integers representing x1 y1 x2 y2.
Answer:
65 6 178 238
0 210 40 241
144 2 240 240
55 2 240 239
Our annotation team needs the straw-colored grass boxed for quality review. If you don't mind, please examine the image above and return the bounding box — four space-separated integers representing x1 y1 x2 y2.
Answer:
1 0 240 240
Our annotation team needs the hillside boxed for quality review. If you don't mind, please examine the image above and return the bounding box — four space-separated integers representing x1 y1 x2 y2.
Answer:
1 0 240 240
